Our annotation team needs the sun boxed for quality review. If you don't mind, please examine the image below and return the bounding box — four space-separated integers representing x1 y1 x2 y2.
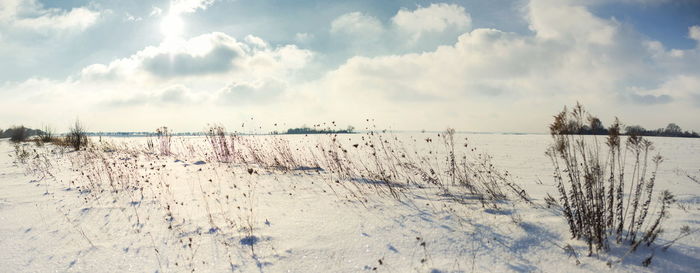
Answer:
160 13 184 39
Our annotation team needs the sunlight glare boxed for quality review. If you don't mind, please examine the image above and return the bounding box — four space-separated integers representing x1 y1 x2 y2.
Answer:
161 13 184 39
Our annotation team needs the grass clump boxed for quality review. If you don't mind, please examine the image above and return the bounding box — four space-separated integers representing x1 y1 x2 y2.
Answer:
206 125 235 163
546 103 674 259
9 125 28 143
66 119 88 151
39 126 55 143
156 126 173 156
13 143 30 163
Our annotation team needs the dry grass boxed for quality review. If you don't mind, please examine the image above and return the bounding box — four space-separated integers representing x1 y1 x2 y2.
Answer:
15 120 542 271
546 103 675 264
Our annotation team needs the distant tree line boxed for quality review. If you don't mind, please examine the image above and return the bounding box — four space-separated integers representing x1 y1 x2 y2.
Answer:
282 125 356 135
573 117 699 138
84 132 208 137
1 121 89 150
0 126 44 142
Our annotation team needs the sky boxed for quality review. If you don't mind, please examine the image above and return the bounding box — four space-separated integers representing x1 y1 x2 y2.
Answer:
1 0 700 133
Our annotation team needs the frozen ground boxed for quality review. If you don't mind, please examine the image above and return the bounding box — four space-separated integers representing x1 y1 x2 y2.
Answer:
0 133 698 272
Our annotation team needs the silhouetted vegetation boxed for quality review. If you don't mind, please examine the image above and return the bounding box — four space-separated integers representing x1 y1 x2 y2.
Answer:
547 103 674 263
624 123 699 138
10 126 28 142
206 125 234 162
0 126 44 142
553 111 699 138
284 125 355 135
38 126 56 143
66 120 88 151
155 126 173 156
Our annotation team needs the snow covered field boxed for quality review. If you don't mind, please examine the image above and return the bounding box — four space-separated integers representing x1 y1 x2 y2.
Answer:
0 133 698 272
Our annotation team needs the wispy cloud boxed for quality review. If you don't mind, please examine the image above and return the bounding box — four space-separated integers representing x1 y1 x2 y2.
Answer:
0 0 100 32
0 0 699 132
169 0 217 15
392 3 471 41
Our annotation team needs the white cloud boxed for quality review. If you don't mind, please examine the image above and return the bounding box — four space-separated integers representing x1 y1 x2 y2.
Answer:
0 0 100 32
629 75 700 104
644 27 700 74
3 32 313 119
690 25 700 42
295 32 314 43
245 35 268 48
150 6 163 17
392 3 471 41
159 84 194 103
0 31 314 130
141 39 243 78
125 12 142 22
330 12 384 39
581 0 671 5
302 0 700 131
330 4 474 52
2 1 700 132
527 0 616 45
170 0 216 14
109 84 199 106
81 32 313 82
217 79 287 105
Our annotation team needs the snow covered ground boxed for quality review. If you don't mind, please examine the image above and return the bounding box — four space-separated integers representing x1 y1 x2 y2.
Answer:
0 133 698 272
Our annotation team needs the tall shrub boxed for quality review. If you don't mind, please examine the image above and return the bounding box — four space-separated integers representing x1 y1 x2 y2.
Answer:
9 126 28 143
67 120 88 151
547 103 674 256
